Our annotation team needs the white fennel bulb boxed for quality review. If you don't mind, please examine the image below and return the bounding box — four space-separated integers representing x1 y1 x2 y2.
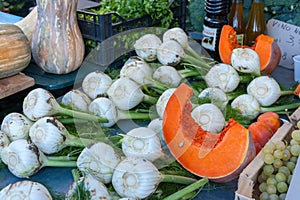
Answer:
163 27 189 49
89 97 150 128
191 103 226 133
89 97 118 128
22 88 107 122
23 88 58 120
122 127 163 162
112 157 197 199
61 89 92 112
1 112 33 141
76 142 122 184
112 157 163 199
107 77 157 110
1 139 77 178
231 48 260 76
205 63 240 92
247 76 282 106
147 118 165 147
153 65 183 87
0 139 42 178
156 88 176 119
231 94 261 119
82 70 113 99
134 34 162 61
120 59 153 85
65 174 112 200
0 131 10 155
0 180 52 200
157 40 185 66
29 117 91 154
198 87 228 111
124 56 145 66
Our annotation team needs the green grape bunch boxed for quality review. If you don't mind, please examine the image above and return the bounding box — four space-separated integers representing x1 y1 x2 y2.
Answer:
258 123 300 200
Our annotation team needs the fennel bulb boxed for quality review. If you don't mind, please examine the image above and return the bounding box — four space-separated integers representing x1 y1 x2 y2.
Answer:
191 103 226 133
82 70 113 99
134 34 162 61
147 118 166 147
29 117 93 154
157 39 185 66
157 39 212 75
120 59 153 85
107 77 157 110
156 88 176 119
1 112 33 141
153 65 183 87
89 97 150 128
0 180 52 200
22 88 108 122
163 27 209 63
61 89 92 112
247 76 291 106
231 94 261 119
76 142 122 184
231 48 260 76
205 63 240 92
198 87 228 111
1 139 76 178
122 127 163 162
163 27 189 49
112 157 196 199
65 174 112 200
0 131 10 155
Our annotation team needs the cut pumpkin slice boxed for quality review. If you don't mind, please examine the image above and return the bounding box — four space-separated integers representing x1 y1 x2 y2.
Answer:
162 83 256 183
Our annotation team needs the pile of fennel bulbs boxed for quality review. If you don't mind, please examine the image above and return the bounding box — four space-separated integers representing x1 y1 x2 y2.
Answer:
0 27 298 199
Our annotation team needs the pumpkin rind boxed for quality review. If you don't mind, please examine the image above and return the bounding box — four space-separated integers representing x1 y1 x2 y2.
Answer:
0 24 31 79
162 83 256 183
31 0 85 74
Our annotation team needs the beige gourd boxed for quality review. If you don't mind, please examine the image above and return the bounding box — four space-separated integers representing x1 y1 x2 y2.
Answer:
0 24 31 79
31 0 85 74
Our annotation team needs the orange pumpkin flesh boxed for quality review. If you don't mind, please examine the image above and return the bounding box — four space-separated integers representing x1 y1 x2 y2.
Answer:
253 34 281 74
162 83 256 183
219 25 281 74
218 25 240 64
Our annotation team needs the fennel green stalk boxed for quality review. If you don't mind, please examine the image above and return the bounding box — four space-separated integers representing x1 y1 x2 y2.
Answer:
163 178 209 200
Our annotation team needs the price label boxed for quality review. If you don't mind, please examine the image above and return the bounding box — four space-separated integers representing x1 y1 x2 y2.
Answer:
267 19 300 69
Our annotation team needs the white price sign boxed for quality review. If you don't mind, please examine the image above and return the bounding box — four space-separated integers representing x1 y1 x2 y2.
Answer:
267 19 300 69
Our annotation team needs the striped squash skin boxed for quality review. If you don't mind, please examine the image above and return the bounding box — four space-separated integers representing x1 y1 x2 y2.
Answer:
31 0 85 74
0 24 31 79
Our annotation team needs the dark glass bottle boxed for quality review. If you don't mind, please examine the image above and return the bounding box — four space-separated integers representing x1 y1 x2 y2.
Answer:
244 0 266 46
202 0 231 62
228 0 245 45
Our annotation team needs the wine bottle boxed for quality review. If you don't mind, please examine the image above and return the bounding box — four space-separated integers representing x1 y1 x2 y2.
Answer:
202 0 231 62
228 0 245 45
244 0 266 46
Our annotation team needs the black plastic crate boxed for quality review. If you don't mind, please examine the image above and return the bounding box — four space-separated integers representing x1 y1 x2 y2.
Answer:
76 0 187 54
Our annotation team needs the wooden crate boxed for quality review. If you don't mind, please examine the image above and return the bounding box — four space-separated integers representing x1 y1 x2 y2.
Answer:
235 107 300 199
0 73 34 99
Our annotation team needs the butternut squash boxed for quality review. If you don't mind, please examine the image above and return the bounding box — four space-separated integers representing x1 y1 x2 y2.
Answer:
31 0 85 74
0 24 31 79
162 83 256 182
14 7 37 43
